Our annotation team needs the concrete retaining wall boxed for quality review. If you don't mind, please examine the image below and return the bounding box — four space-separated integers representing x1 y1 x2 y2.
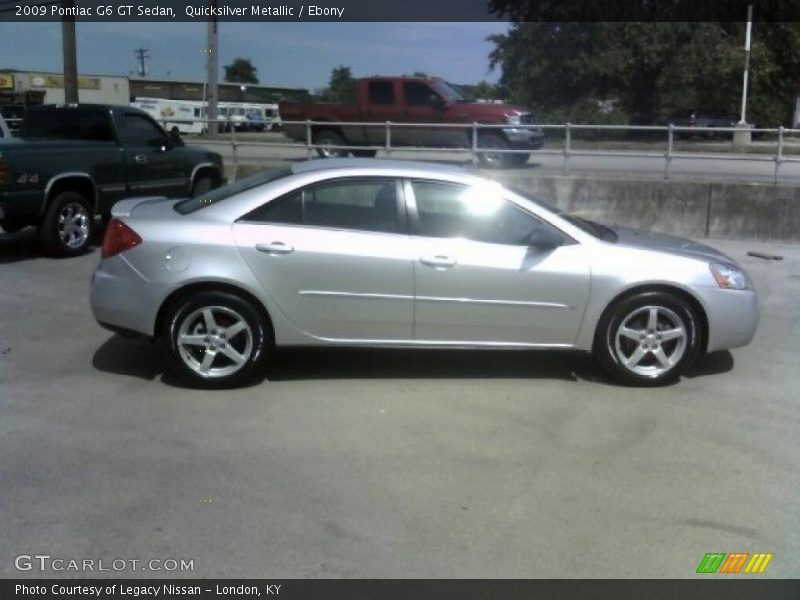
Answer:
227 164 800 241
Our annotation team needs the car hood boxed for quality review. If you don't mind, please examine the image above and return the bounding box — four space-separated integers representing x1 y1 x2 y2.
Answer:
611 225 736 264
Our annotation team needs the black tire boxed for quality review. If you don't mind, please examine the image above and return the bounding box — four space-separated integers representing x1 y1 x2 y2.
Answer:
161 291 272 389
313 129 349 158
38 191 94 256
351 149 378 158
594 291 702 386
477 132 512 168
509 152 530 167
191 175 215 197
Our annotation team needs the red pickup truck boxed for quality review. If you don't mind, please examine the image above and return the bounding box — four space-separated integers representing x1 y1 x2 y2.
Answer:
279 77 544 168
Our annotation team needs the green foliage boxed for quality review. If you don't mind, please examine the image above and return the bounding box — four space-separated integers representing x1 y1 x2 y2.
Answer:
223 58 259 85
318 66 357 103
465 80 505 101
488 20 800 127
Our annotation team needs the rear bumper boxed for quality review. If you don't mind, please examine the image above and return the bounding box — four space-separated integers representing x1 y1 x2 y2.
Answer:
503 127 545 150
0 189 43 227
90 255 165 337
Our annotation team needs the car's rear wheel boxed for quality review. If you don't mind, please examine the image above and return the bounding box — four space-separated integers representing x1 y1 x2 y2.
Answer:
313 129 349 158
161 291 272 389
595 291 701 386
39 191 94 256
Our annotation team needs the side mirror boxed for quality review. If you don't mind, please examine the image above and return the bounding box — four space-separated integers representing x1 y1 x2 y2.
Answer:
527 226 563 251
430 95 447 110
168 129 184 148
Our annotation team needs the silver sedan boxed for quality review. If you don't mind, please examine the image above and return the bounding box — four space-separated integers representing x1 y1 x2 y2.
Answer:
90 159 759 388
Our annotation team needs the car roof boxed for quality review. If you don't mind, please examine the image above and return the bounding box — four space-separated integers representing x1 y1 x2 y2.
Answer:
289 158 470 177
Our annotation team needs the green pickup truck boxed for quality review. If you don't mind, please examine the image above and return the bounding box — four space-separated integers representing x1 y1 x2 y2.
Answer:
0 104 224 255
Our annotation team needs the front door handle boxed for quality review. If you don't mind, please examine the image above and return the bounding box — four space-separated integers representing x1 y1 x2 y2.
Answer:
256 242 294 255
133 154 148 164
419 255 457 268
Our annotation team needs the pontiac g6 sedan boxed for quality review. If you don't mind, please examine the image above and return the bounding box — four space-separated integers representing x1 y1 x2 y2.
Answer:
90 159 758 388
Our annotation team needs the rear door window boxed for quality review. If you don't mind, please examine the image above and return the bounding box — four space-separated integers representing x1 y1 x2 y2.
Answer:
367 81 395 105
243 178 402 234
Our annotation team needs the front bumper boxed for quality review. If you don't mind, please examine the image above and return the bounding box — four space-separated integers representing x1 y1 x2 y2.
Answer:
694 286 759 352
503 127 545 150
0 188 44 227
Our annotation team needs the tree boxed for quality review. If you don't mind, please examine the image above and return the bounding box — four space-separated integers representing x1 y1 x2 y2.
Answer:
465 80 505 102
319 66 357 103
487 20 800 127
224 58 259 84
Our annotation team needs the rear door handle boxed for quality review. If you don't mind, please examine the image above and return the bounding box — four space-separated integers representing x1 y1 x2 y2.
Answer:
256 242 294 255
133 154 148 164
419 255 457 268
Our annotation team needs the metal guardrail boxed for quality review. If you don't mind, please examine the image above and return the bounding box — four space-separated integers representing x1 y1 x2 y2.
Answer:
7 112 799 183
176 118 800 184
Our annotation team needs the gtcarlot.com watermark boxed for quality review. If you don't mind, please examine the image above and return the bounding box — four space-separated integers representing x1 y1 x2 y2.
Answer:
14 554 194 573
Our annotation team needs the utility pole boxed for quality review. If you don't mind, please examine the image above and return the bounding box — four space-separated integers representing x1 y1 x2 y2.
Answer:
135 47 150 78
733 4 753 146
738 4 753 125
206 2 218 139
61 0 78 104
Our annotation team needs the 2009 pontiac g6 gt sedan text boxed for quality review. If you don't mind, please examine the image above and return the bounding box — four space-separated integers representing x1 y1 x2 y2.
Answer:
90 159 759 389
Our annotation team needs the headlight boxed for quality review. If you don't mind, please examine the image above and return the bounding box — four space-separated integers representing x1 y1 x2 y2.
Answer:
710 262 751 290
506 114 522 126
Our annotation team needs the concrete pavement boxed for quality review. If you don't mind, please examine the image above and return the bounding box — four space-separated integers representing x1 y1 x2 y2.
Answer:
0 233 798 578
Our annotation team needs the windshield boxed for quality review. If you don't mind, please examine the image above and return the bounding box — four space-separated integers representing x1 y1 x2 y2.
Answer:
507 185 619 242
430 79 467 103
174 168 292 214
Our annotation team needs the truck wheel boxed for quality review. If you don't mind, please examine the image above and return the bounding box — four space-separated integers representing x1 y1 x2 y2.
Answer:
510 153 530 167
39 191 94 256
192 175 215 197
313 129 349 158
477 132 512 168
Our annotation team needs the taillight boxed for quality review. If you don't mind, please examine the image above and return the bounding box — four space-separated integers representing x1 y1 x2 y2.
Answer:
0 157 9 187
102 219 142 258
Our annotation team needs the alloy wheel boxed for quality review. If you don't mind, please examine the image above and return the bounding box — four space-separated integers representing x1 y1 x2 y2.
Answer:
57 202 90 249
176 305 254 379
613 305 687 378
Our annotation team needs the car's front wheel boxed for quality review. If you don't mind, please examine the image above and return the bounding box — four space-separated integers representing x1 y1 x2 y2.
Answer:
595 291 702 386
313 129 349 158
161 291 272 389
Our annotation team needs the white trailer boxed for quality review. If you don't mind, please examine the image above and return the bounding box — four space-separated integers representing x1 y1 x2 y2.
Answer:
131 97 208 135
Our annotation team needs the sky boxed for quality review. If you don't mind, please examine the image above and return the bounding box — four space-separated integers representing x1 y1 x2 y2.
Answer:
0 21 509 90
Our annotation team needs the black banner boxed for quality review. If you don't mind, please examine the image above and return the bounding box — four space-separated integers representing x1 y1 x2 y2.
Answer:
2 0 800 23
3 580 800 600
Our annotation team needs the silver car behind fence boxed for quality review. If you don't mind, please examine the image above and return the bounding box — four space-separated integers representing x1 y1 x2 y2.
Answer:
90 159 758 388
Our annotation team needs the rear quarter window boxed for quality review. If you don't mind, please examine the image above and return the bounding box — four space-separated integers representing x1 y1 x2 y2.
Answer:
174 169 293 214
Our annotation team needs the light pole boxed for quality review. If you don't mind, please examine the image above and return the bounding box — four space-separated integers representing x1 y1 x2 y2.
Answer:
734 5 754 146
206 2 218 139
738 4 753 125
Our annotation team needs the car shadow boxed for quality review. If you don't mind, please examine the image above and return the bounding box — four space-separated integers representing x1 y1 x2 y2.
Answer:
0 220 104 264
684 350 735 378
92 334 738 389
92 334 609 386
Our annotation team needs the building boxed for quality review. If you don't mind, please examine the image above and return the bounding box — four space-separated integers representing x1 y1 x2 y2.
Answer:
128 78 309 104
0 70 129 106
0 70 309 108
